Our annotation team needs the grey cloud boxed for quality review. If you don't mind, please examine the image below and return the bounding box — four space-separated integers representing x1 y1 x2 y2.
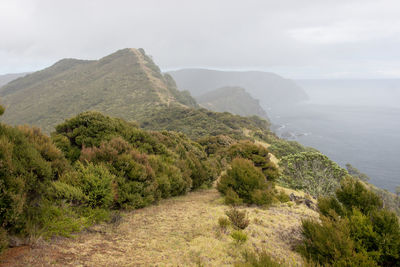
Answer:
1 0 399 78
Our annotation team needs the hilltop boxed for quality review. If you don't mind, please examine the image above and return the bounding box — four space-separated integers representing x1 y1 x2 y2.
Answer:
0 48 196 133
168 68 308 111
196 86 268 118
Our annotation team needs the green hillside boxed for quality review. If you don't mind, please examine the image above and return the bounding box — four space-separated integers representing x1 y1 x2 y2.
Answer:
0 48 196 133
196 86 269 118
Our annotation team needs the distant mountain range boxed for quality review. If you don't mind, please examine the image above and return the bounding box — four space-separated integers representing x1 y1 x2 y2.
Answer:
168 68 308 111
0 48 196 133
195 86 268 118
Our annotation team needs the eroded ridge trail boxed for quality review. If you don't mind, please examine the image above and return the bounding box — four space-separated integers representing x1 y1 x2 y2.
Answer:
0 188 317 266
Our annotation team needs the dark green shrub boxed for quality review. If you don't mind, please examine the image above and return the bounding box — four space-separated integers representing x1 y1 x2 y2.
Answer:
60 162 114 208
224 188 243 206
250 189 275 206
50 181 88 205
299 216 355 265
317 196 345 218
299 177 400 266
368 209 400 265
0 123 68 236
149 155 191 198
227 141 279 181
336 177 382 215
0 228 8 253
218 158 270 204
226 208 249 230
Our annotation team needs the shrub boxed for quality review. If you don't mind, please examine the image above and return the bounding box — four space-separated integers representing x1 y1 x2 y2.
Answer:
276 191 290 203
250 189 275 206
298 216 355 265
224 188 243 206
231 230 248 244
299 177 400 266
227 141 279 181
218 158 271 204
0 228 8 253
336 177 382 215
226 208 249 230
317 196 344 218
60 162 114 209
236 250 282 267
218 217 230 231
0 123 68 236
279 152 348 197
50 181 88 205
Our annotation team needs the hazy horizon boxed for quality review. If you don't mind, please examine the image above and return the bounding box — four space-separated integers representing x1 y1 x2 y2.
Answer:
1 0 400 79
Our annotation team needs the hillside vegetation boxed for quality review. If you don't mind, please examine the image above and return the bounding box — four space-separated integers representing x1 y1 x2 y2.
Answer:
196 86 268 118
0 49 399 266
0 48 196 133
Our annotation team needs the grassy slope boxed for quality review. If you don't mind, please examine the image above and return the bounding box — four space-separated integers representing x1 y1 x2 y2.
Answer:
0 187 318 267
0 48 195 133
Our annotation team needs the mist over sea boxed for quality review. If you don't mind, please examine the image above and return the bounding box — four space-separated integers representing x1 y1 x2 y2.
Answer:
268 79 400 192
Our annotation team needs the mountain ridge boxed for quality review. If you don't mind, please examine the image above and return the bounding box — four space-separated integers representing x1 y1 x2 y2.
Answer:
0 48 196 133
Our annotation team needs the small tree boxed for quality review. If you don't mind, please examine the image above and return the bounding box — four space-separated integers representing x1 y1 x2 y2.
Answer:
217 158 274 204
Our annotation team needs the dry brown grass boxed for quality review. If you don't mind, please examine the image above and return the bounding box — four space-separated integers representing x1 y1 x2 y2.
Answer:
0 188 318 267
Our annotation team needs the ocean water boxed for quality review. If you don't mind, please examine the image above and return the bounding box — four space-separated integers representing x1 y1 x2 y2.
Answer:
267 80 400 192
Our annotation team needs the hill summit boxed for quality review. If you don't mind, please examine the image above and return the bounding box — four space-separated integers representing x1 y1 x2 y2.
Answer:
0 48 196 132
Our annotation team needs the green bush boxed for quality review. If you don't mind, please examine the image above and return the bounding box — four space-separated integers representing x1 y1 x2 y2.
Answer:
231 230 248 244
60 162 114 209
336 177 382 215
236 250 282 267
226 208 249 230
218 158 274 205
276 191 290 203
279 152 348 197
299 177 400 266
0 228 8 253
218 217 230 231
250 189 275 206
0 123 68 236
224 188 243 206
227 141 279 181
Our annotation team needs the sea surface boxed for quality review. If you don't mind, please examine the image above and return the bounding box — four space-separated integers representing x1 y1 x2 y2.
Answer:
267 79 400 192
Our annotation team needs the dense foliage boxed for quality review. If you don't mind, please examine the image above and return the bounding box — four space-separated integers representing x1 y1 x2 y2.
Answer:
141 106 270 140
279 152 348 197
218 158 277 206
299 177 400 266
0 111 219 253
0 48 197 133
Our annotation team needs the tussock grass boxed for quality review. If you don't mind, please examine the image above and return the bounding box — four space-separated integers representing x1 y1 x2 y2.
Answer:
2 188 318 266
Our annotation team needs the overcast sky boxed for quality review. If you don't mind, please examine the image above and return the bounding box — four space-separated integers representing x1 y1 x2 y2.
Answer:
1 0 400 78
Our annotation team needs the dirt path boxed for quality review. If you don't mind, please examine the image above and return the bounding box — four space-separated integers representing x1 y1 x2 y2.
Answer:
0 188 317 266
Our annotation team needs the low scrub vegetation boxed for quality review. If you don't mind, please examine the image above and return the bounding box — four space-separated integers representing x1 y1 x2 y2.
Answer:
226 208 250 230
0 110 220 253
278 152 348 197
299 177 400 266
